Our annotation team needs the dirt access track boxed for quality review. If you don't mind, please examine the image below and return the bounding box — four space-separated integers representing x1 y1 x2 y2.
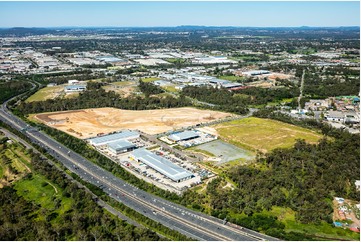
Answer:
33 107 233 139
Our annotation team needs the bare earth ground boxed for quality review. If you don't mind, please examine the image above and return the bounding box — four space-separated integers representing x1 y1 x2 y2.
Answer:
102 82 137 97
33 107 233 139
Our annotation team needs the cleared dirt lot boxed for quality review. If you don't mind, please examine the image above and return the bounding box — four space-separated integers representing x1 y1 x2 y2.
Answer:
32 107 233 139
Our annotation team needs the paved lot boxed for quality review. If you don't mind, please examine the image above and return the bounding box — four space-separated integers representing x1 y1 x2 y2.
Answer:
195 140 254 164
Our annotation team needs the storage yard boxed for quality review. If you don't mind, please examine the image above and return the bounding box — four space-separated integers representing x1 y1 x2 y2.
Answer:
192 140 255 165
32 107 233 139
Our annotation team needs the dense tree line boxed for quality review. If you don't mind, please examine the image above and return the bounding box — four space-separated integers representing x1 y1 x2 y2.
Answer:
303 72 359 98
227 132 359 220
182 85 299 111
234 86 300 105
181 86 249 114
17 88 190 114
181 129 359 240
0 121 192 241
0 81 32 104
138 81 164 96
0 152 160 241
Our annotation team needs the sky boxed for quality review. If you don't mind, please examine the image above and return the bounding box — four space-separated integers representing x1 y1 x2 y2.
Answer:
0 1 359 28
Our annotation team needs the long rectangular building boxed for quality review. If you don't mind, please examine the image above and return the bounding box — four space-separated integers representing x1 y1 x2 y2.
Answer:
88 130 139 146
107 140 136 154
168 130 199 142
130 148 194 182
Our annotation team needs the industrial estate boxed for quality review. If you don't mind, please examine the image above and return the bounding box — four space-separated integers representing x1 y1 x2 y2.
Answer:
0 3 359 241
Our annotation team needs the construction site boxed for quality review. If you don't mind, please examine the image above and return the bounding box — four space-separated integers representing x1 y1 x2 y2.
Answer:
32 107 233 139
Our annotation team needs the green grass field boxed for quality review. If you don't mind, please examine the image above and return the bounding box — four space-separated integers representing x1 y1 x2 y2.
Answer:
110 81 134 86
0 142 32 183
141 77 160 83
187 147 216 157
26 85 64 103
218 75 245 82
262 207 359 240
14 173 73 221
227 206 359 240
165 58 187 64
162 85 178 93
214 117 323 153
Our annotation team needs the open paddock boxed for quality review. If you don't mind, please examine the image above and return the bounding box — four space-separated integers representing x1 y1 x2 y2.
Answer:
213 117 323 153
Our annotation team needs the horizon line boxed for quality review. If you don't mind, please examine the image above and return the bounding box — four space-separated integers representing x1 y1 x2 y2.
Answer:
0 25 360 29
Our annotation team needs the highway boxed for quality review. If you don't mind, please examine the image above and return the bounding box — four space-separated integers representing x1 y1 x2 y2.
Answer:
0 91 277 241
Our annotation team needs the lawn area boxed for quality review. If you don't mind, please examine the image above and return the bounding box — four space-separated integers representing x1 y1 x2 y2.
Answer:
26 85 64 103
213 117 323 153
63 92 79 99
111 81 134 86
162 85 178 93
0 142 32 185
265 98 295 107
165 58 187 64
141 77 160 83
187 147 216 157
261 206 359 240
218 158 250 169
218 75 245 82
14 174 73 220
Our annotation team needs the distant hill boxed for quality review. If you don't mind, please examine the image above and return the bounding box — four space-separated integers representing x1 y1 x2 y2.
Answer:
0 27 65 36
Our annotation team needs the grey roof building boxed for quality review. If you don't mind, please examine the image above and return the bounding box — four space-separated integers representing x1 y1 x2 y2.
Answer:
88 130 139 146
326 111 345 122
222 82 243 89
107 140 136 154
168 130 199 142
64 84 87 93
130 148 194 182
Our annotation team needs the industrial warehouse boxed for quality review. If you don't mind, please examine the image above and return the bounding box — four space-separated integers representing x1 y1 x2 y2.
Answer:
64 84 87 93
130 148 194 183
88 130 140 146
165 129 217 147
85 129 208 191
168 130 200 142
107 140 136 154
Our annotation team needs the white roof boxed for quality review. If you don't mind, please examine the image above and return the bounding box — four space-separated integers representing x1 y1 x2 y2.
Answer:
131 148 193 181
88 130 139 145
107 140 135 151
168 130 199 141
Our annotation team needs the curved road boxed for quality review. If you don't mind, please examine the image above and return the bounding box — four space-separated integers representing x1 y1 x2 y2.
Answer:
0 88 277 241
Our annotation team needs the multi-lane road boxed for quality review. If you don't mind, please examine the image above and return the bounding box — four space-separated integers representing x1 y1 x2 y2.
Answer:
0 91 277 241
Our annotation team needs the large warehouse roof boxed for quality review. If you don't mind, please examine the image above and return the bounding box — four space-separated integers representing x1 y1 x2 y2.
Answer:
107 139 135 151
131 148 193 182
168 130 199 142
88 130 139 146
